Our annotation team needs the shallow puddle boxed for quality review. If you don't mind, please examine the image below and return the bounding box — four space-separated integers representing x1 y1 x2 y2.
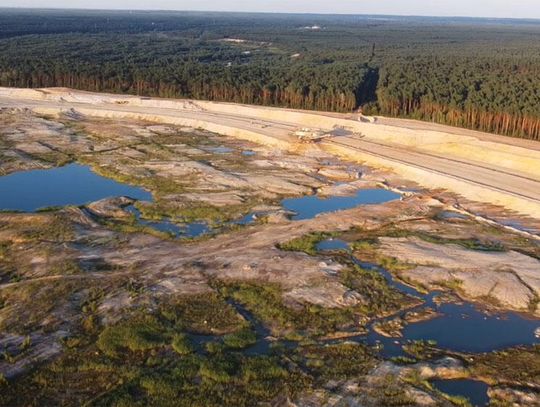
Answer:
436 210 468 220
125 205 211 238
316 238 349 251
205 145 234 154
0 163 152 212
126 205 262 238
431 379 489 407
0 163 262 238
282 189 400 220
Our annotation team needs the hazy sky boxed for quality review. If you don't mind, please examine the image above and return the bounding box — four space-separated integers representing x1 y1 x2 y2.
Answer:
4 0 540 19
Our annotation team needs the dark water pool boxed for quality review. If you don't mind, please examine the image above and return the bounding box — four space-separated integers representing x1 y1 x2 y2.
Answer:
436 210 468 220
348 257 540 357
431 379 490 407
125 205 211 238
368 297 540 358
401 300 540 353
316 238 349 251
282 189 400 220
0 163 260 239
125 205 260 239
361 261 540 357
0 164 152 212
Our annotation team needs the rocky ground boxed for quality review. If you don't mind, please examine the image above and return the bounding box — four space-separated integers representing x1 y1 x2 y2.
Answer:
0 108 539 406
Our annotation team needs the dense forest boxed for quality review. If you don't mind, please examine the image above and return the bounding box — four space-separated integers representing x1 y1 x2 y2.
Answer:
0 9 539 139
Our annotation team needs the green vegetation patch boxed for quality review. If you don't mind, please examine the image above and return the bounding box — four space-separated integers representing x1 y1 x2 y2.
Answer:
219 282 357 337
350 239 414 273
97 315 168 357
223 328 257 349
159 292 247 335
1 340 305 407
299 342 377 381
20 213 74 242
380 228 506 252
341 264 411 316
0 278 84 333
171 333 194 355
401 340 439 360
277 232 334 256
470 345 540 385
135 201 228 224
0 241 10 260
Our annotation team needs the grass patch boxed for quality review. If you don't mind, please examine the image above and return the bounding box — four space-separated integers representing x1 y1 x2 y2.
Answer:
277 232 334 256
223 328 257 350
97 315 168 357
402 339 439 360
340 264 410 316
21 213 74 242
135 199 257 225
382 228 506 252
470 345 540 385
101 216 174 240
351 239 413 272
415 233 505 252
86 162 182 197
0 241 9 259
171 333 194 355
299 342 376 381
0 278 83 333
218 282 357 336
159 292 247 335
49 259 82 275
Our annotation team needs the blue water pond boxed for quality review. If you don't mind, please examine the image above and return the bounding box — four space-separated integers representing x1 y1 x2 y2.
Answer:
431 379 489 407
0 163 152 212
282 189 400 220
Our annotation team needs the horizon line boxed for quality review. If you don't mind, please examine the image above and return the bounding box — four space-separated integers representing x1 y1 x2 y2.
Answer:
2 6 540 22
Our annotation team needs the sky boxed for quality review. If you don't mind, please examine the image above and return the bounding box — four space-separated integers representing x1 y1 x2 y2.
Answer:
3 0 540 20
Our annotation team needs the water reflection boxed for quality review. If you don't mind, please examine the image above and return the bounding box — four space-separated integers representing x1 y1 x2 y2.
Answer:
0 163 152 212
282 189 400 220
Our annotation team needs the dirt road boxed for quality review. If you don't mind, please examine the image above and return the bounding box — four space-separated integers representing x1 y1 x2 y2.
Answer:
1 87 539 219
323 137 540 203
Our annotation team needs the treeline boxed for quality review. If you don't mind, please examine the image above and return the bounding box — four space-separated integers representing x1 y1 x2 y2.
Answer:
1 10 540 140
0 60 371 112
0 34 375 112
373 58 540 140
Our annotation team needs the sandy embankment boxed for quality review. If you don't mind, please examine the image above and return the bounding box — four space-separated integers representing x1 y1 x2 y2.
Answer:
1 87 540 220
7 87 539 178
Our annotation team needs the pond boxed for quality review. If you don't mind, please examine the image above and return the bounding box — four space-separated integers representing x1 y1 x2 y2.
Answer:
431 379 490 407
126 205 260 239
282 189 400 220
367 295 540 358
399 299 540 353
315 243 540 357
316 238 350 251
125 205 211 238
0 163 265 239
0 163 152 212
359 257 540 356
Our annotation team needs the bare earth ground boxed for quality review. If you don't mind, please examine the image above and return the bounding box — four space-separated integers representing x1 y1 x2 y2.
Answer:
0 106 538 405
